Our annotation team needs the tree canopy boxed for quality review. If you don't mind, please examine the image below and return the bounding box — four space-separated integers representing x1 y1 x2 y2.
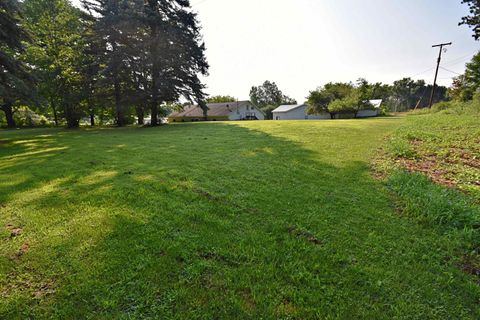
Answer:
0 0 36 127
460 0 480 40
250 80 296 119
206 95 236 103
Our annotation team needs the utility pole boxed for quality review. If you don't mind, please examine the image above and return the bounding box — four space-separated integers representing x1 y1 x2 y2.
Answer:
428 42 452 108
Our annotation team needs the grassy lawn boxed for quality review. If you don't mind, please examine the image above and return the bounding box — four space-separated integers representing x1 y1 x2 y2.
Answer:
1 118 479 318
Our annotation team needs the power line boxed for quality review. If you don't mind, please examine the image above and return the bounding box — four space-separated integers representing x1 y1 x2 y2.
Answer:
439 66 462 75
412 66 436 77
442 49 478 67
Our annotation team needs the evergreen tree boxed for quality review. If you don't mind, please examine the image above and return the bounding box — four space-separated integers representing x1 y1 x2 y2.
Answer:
142 0 209 126
0 0 35 127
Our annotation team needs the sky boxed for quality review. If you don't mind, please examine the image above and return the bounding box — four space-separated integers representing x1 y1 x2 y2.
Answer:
72 0 479 103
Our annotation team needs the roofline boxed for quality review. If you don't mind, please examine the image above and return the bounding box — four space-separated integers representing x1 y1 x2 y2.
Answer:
272 104 307 113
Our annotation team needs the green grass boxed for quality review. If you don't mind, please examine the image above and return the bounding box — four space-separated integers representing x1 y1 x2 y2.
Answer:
384 112 480 200
1 118 479 319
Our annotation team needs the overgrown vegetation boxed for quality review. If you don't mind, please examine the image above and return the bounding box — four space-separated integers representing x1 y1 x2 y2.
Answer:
375 99 480 297
382 98 480 197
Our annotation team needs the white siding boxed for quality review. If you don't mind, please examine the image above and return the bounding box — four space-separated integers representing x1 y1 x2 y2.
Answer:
273 105 308 120
228 103 265 120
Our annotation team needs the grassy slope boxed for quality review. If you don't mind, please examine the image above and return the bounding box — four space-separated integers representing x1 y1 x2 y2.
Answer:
385 113 480 199
0 119 479 319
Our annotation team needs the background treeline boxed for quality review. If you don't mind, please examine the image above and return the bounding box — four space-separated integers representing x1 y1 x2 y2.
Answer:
0 0 208 128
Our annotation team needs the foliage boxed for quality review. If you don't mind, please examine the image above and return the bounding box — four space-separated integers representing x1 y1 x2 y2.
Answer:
250 80 296 119
22 0 91 128
0 0 36 127
206 95 236 103
306 82 354 116
460 0 480 40
307 79 375 117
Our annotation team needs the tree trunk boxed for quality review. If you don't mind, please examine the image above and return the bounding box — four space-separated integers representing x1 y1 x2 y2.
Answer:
136 106 144 125
64 103 80 128
114 75 124 127
90 110 95 127
51 100 59 127
1 102 16 128
150 23 160 127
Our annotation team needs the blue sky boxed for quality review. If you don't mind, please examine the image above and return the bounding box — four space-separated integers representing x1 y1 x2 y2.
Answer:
72 0 479 102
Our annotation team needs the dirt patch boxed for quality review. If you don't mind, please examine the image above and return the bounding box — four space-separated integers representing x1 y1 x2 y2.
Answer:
200 252 240 267
1 273 55 299
14 243 30 259
461 255 480 279
0 140 9 145
33 282 55 299
240 288 256 311
288 226 322 246
5 225 23 238
399 157 457 188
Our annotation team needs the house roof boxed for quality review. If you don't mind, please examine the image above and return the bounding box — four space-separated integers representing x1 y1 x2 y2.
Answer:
169 101 253 118
369 99 382 109
272 104 307 113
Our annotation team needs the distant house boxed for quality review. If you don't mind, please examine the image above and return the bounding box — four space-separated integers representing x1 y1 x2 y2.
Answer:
356 99 383 118
272 100 383 120
168 101 265 122
272 104 330 120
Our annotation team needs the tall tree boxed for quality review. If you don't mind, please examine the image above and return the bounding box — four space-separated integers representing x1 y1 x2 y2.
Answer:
23 0 88 128
460 0 480 40
0 0 35 128
250 80 296 119
306 82 354 118
143 0 209 126
82 0 138 127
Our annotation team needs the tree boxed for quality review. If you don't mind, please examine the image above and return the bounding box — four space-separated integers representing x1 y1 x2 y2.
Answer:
449 52 480 101
306 82 354 118
206 95 236 103
0 0 36 128
250 80 296 119
142 0 209 126
460 0 480 40
82 0 139 127
389 78 447 111
23 0 89 128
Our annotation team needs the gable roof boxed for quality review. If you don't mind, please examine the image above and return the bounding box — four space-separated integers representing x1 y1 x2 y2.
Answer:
369 99 382 109
169 101 256 118
272 104 307 113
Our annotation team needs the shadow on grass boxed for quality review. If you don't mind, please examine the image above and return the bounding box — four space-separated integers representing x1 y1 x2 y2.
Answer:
0 122 479 318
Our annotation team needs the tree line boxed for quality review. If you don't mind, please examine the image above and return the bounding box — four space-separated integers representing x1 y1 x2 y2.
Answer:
1 0 208 128
1 0 479 127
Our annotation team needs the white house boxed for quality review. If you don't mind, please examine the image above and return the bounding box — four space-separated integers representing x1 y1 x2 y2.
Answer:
168 101 265 122
273 100 383 120
356 99 383 118
272 104 309 120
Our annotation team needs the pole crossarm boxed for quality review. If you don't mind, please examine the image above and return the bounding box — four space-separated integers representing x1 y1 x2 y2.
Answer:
428 42 452 108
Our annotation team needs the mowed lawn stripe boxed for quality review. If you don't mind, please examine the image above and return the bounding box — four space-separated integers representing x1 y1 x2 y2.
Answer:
1 118 479 318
